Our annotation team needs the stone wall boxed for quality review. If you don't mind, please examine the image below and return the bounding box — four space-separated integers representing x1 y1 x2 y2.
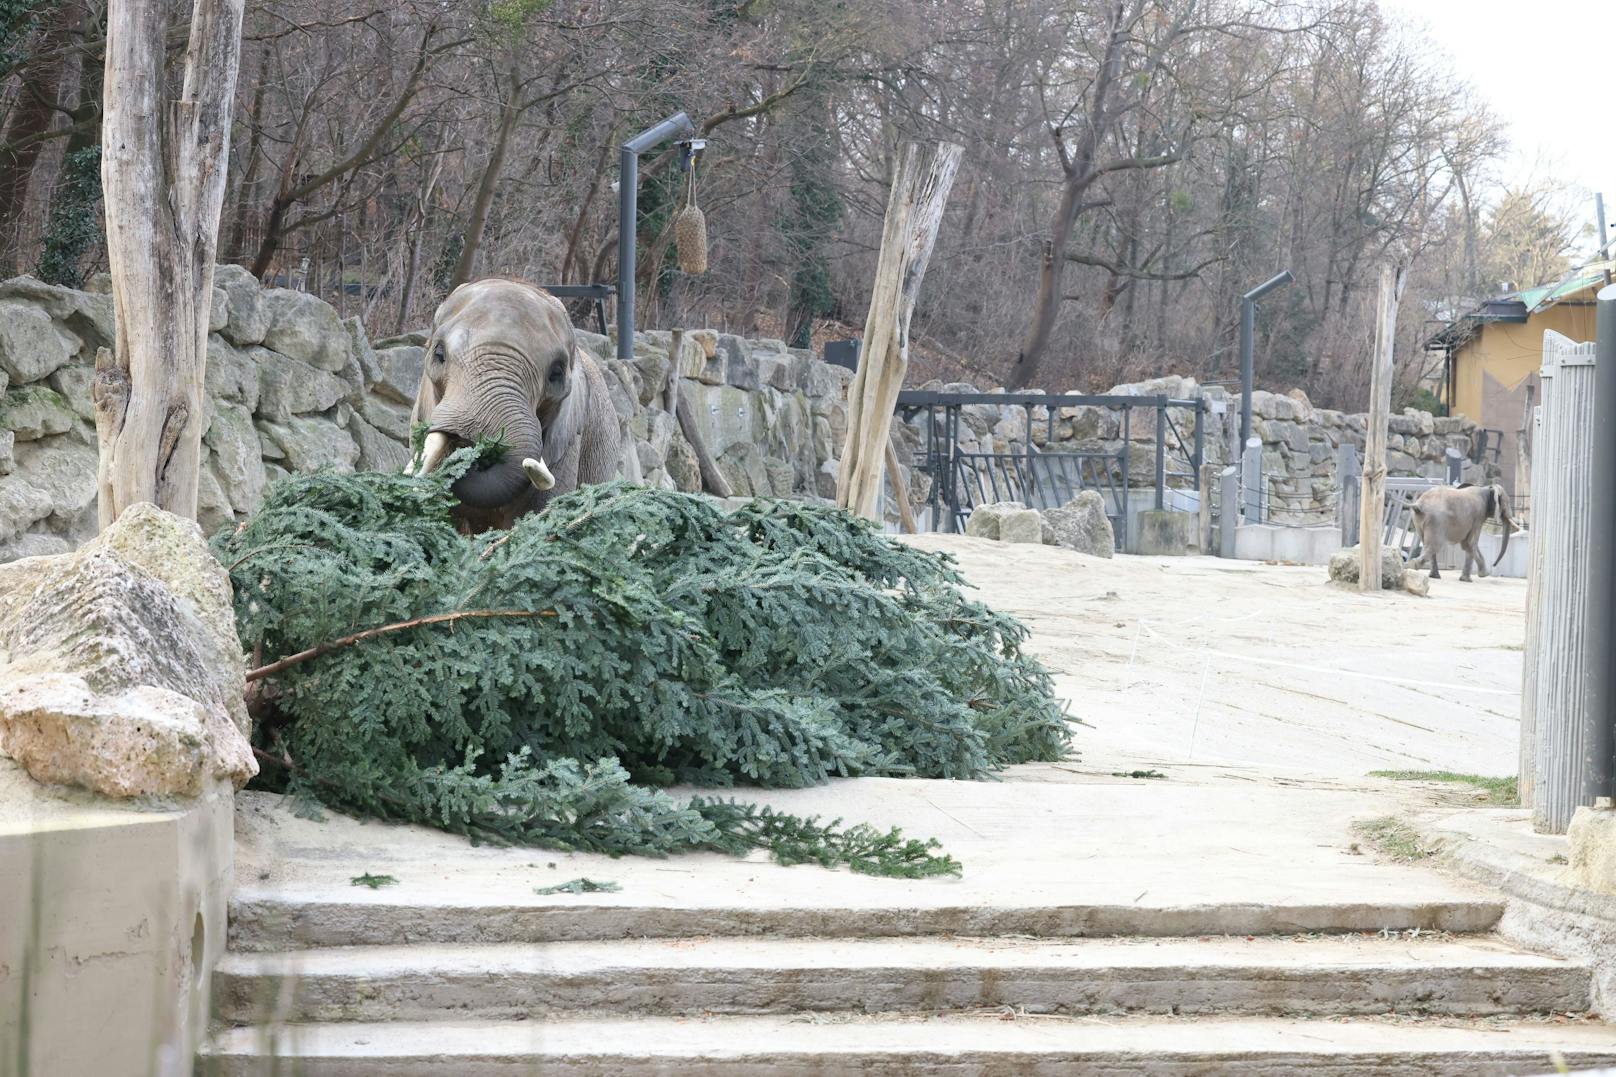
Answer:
903 375 1493 525
0 272 854 561
0 270 1489 557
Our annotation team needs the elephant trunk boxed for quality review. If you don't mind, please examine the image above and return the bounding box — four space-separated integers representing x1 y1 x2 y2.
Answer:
1492 484 1515 567
425 394 547 509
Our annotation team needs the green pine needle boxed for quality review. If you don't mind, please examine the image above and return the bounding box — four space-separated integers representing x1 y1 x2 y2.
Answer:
215 472 1073 877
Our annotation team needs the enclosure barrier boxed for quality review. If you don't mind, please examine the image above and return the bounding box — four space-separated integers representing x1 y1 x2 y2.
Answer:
1528 330 1602 833
894 390 1205 550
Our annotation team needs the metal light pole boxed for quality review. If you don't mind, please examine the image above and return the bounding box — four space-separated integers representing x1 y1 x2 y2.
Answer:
617 112 698 362
1239 271 1294 449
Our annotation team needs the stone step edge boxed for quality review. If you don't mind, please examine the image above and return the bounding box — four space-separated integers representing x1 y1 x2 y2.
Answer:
210 933 1592 1025
199 1014 1616 1073
226 896 1506 951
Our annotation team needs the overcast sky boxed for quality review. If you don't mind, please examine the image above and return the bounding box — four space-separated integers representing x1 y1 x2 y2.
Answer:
1378 0 1614 255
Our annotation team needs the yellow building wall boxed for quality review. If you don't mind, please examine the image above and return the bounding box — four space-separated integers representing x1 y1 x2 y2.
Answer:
1452 302 1597 425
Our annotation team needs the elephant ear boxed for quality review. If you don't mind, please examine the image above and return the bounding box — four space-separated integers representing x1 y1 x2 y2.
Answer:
540 348 589 464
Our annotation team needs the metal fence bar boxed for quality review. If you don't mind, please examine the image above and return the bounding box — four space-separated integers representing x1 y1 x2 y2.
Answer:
1241 438 1262 522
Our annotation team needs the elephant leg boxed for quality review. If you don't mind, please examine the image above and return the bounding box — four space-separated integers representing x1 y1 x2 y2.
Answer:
1426 540 1441 579
1467 535 1489 578
1459 541 1474 582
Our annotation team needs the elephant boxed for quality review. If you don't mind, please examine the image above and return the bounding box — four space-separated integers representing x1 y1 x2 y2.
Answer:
1407 483 1517 582
404 277 622 532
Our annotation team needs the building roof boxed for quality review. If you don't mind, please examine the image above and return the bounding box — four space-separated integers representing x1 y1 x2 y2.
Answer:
1427 262 1612 350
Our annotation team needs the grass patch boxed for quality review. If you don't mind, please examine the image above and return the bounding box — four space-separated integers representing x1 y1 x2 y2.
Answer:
1350 817 1436 863
1368 770 1518 806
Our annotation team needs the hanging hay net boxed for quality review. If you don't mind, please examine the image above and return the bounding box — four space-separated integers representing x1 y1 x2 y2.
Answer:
674 166 708 275
214 446 1071 876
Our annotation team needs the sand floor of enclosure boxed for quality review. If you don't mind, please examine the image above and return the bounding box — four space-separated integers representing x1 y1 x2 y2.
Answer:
235 541 1525 915
903 535 1525 784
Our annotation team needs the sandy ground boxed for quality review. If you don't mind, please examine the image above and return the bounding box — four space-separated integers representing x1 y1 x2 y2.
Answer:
232 541 1528 914
904 535 1525 784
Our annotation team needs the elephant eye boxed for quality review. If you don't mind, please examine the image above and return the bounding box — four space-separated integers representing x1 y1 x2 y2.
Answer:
431 341 446 367
547 359 566 385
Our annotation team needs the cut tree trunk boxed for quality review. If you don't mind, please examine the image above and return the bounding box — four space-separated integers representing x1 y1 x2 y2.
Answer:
1358 263 1406 592
837 141 962 522
95 0 244 527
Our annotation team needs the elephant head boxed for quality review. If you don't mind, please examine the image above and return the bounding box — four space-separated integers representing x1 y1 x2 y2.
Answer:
405 278 582 510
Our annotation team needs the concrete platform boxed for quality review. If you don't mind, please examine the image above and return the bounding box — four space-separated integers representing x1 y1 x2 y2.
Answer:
213 934 1589 1023
200 1014 1616 1075
230 778 1502 950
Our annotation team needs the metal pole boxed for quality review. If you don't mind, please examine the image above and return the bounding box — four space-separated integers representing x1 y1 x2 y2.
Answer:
1121 406 1132 553
1584 284 1616 806
1599 195 1611 287
1154 398 1166 510
1239 270 1294 449
616 112 696 362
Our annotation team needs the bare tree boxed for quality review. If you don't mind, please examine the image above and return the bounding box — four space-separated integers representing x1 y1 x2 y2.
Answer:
94 0 243 524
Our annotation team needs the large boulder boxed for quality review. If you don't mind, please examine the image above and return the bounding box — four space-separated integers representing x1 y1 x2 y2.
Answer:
1327 544 1423 593
0 299 80 384
260 287 349 371
1043 490 1115 558
964 501 1042 543
0 504 256 798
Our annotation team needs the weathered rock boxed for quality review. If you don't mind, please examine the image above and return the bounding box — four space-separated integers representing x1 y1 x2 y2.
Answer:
0 532 69 561
204 401 267 515
371 344 424 406
9 437 97 538
0 299 79 384
999 508 1045 544
358 393 412 441
260 287 348 371
0 504 256 799
1327 545 1405 590
1 385 78 440
256 348 349 421
204 335 262 412
0 428 11 476
716 441 772 497
964 501 1028 541
1042 490 1115 558
664 432 701 493
350 413 409 473
258 416 360 473
214 264 269 345
47 361 96 421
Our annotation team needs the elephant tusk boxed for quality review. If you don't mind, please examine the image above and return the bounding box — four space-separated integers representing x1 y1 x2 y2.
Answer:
523 456 556 491
411 431 453 476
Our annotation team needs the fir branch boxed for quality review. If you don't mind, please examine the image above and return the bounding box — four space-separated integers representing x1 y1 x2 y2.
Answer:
246 607 559 682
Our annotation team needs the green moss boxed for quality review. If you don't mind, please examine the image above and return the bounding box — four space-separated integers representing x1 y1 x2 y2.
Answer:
1368 770 1518 806
1351 817 1435 862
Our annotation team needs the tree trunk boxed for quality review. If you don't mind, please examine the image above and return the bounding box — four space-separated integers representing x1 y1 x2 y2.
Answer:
0 2 77 273
1357 263 1405 592
96 0 244 527
837 141 962 521
452 84 520 289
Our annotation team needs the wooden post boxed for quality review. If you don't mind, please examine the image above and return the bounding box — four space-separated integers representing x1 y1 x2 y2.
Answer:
1358 263 1406 591
95 0 245 527
1197 463 1214 553
884 435 918 533
837 141 962 521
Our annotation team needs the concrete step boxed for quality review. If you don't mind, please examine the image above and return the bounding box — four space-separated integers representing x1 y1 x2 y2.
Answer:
200 1014 1616 1075
228 891 1504 951
212 934 1590 1025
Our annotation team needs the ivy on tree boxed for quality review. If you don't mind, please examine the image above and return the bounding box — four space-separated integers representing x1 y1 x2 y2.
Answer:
215 449 1071 876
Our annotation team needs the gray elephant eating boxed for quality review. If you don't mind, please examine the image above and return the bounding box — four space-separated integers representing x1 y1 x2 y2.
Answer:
1408 483 1517 582
404 278 623 532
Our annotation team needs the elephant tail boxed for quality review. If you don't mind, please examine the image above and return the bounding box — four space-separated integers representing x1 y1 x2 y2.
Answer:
1491 483 1516 566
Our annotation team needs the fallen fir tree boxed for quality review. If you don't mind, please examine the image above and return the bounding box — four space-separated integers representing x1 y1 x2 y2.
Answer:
214 447 1071 877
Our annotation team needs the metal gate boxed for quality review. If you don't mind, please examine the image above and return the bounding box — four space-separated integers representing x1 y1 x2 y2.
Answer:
895 390 1207 550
